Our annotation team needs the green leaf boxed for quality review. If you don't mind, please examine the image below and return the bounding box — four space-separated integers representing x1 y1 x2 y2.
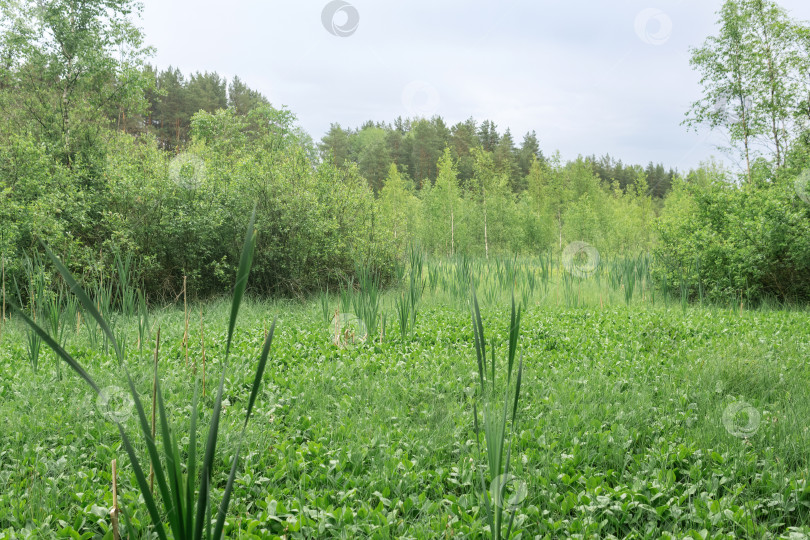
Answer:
225 205 257 358
186 379 200 537
195 205 258 540
244 318 276 428
8 303 99 394
123 371 180 539
41 243 124 364
214 317 276 539
118 427 169 540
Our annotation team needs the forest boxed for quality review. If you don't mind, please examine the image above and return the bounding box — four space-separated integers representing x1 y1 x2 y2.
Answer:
1 0 808 304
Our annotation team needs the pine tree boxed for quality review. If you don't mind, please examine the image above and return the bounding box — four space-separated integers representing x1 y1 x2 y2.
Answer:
228 76 269 115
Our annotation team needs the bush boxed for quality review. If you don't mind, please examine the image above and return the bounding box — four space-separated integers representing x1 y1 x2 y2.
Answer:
0 131 107 300
100 107 394 299
3 105 395 304
654 160 810 304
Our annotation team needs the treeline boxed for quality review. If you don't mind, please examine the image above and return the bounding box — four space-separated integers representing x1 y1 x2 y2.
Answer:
319 117 676 199
119 67 270 148
119 64 678 201
1 0 808 304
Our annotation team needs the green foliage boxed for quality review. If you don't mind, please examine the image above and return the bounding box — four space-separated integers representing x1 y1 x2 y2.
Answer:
0 0 153 163
356 126 391 192
5 1 810 537
350 263 382 342
97 109 393 298
420 148 461 255
2 255 810 537
685 0 810 176
471 291 524 539
321 116 671 203
141 66 269 148
10 211 277 539
655 162 810 304
0 59 660 303
378 163 419 254
395 247 424 343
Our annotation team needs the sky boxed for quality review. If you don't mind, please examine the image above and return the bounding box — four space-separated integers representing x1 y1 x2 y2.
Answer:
137 0 810 173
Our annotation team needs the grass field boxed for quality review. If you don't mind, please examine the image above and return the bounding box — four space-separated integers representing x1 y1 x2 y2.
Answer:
1 253 809 539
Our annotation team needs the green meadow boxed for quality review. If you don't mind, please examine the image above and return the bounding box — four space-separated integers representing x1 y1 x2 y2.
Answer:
1 251 809 539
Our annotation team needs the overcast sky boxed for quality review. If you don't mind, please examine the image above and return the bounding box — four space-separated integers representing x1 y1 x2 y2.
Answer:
138 0 810 173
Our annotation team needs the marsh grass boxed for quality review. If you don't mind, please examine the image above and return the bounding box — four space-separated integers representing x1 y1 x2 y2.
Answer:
1 251 6 337
395 250 424 343
350 263 381 340
10 209 277 540
409 250 750 314
318 286 331 324
470 290 524 539
16 254 47 371
1 268 809 537
3 244 809 538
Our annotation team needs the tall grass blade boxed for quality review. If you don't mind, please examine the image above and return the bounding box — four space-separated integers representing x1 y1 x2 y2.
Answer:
194 322 231 539
507 295 521 382
186 379 199 537
244 319 275 427
213 319 276 539
471 289 486 391
195 208 257 540
12 210 271 540
123 370 181 538
225 206 257 358
9 305 99 393
41 243 124 364
473 402 493 529
155 376 186 537
512 355 523 423
470 289 525 539
117 427 169 540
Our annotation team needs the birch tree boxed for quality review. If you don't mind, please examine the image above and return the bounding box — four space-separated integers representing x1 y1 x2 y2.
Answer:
685 0 810 179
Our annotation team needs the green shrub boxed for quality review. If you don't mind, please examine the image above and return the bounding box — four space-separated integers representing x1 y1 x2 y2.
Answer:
654 161 810 304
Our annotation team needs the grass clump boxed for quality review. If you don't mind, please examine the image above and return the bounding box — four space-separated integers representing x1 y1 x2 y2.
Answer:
470 290 525 539
10 209 276 539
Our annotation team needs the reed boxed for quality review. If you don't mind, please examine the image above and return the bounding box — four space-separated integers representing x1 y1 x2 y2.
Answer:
1 251 5 340
318 285 331 324
114 249 138 319
339 279 353 314
111 459 120 540
395 291 414 342
351 263 381 341
149 326 160 494
622 256 637 305
10 209 276 540
183 275 189 367
137 289 150 353
680 268 690 312
395 253 424 343
470 290 525 540
16 254 47 372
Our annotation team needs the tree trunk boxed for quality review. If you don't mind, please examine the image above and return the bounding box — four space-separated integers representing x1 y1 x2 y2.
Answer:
61 79 70 156
450 208 455 256
741 109 752 183
762 34 782 168
754 3 783 169
483 194 489 260
734 70 753 183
